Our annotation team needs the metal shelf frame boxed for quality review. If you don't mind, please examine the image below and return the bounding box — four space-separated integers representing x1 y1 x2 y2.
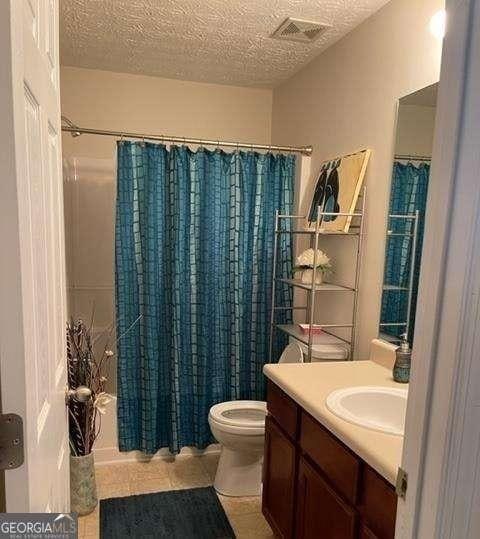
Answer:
269 187 366 362
379 211 420 342
276 278 355 292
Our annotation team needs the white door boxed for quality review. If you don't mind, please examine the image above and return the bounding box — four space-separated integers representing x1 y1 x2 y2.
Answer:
0 0 69 512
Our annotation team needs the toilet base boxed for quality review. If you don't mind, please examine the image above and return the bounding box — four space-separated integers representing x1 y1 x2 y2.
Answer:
213 446 263 497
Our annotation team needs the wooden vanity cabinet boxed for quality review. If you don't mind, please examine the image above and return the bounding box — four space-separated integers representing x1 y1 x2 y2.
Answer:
263 415 297 538
296 456 357 539
358 466 397 539
300 412 361 505
262 382 299 538
262 381 397 539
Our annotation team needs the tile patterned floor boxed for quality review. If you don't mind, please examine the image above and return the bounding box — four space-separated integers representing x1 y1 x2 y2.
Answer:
79 453 274 538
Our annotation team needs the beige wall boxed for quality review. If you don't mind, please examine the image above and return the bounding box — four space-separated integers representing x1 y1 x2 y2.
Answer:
61 66 273 159
272 0 444 358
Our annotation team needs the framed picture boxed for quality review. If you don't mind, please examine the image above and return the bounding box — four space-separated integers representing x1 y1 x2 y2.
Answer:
307 149 371 232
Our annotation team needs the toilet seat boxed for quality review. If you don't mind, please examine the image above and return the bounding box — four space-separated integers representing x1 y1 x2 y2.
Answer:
208 344 302 436
209 400 266 435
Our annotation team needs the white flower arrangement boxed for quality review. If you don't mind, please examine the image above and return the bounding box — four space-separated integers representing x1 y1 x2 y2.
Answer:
293 248 331 274
94 392 114 415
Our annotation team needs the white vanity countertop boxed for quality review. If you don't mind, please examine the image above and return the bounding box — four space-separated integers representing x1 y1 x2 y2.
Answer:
263 360 405 485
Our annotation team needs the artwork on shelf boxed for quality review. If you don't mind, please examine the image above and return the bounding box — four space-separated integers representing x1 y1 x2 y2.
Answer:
306 149 371 232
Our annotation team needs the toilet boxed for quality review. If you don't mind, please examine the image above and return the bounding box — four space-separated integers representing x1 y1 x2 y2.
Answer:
208 336 350 496
208 342 305 497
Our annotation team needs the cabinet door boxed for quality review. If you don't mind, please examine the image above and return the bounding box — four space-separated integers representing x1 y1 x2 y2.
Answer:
262 415 296 538
296 457 357 539
300 411 360 504
358 466 397 539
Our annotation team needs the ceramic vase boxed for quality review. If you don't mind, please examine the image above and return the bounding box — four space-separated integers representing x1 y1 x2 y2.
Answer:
70 453 98 516
300 269 323 285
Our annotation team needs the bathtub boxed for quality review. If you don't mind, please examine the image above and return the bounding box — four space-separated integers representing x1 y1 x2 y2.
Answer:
94 396 220 465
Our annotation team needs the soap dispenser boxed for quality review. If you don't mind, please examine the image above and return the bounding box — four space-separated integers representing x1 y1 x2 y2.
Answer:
393 333 411 383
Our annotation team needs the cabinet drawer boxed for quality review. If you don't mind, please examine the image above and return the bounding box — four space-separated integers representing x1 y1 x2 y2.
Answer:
358 466 397 539
266 381 299 439
300 411 360 504
296 457 357 539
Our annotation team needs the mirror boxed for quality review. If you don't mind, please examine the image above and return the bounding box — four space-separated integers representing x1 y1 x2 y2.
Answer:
379 83 438 345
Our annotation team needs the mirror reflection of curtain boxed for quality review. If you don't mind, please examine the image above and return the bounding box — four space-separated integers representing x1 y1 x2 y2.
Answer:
381 161 430 341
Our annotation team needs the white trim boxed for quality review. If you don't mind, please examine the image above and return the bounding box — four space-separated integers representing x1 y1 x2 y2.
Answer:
396 0 480 537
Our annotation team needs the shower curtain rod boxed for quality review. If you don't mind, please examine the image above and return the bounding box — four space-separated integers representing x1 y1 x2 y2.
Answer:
394 154 432 161
61 118 313 156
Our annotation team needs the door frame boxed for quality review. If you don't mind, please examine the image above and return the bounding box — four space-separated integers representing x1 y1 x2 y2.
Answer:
396 0 480 536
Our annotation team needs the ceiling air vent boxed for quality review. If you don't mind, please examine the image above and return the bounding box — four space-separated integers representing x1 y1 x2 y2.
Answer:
271 17 331 43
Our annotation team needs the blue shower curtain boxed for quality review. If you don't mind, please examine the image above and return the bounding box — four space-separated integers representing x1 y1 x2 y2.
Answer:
115 141 294 454
381 161 430 340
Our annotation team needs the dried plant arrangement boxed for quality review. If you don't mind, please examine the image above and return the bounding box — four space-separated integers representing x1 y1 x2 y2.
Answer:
66 313 140 456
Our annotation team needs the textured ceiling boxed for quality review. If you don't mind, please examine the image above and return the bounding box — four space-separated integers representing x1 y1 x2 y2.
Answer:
60 0 390 88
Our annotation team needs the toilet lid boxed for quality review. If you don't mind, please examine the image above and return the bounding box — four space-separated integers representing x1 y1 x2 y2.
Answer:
209 400 266 428
278 342 304 364
299 334 350 360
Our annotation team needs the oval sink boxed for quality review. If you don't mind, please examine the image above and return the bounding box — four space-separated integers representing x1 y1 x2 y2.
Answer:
326 386 408 436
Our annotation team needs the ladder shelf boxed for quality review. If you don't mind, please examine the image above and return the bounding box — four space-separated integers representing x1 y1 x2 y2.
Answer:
269 187 366 363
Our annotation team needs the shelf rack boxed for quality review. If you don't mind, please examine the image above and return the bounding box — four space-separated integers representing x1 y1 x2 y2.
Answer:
379 211 420 342
269 188 366 362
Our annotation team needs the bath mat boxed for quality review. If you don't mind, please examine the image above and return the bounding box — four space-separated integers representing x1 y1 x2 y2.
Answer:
99 486 235 539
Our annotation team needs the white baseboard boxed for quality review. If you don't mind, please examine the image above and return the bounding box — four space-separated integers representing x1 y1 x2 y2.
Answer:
94 443 221 466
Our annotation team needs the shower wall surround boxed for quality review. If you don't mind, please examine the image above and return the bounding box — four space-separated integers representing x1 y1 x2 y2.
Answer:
63 157 117 393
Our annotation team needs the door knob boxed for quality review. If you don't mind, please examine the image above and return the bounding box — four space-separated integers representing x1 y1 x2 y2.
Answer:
65 385 92 404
